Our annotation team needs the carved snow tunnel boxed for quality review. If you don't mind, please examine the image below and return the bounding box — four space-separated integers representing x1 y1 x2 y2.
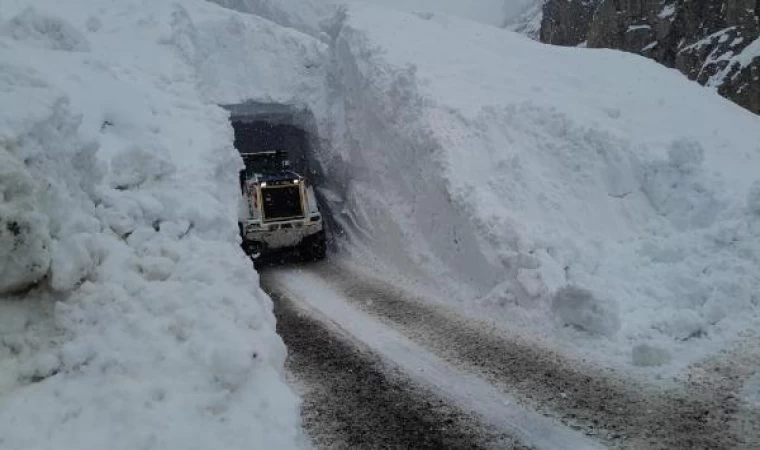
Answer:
222 102 340 249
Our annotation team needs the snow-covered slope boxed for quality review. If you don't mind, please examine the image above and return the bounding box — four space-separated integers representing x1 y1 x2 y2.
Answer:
321 5 760 371
205 0 333 36
344 0 531 28
503 0 543 38
0 1 310 448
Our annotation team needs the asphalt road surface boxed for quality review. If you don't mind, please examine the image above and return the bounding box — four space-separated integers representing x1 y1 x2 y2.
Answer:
260 261 759 449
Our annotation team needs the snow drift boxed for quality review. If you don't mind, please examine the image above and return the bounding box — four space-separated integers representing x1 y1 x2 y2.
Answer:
0 1 312 448
319 5 760 370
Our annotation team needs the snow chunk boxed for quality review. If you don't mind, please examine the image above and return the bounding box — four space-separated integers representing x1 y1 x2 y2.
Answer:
641 139 722 229
667 138 704 171
0 90 101 295
85 16 102 33
49 233 100 291
551 286 621 337
631 343 671 367
747 181 760 216
109 144 176 190
742 373 760 407
0 151 50 294
0 215 50 292
1 8 90 52
653 309 707 341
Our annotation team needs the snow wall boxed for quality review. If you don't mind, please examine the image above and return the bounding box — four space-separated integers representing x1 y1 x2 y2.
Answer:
318 5 760 369
0 0 327 447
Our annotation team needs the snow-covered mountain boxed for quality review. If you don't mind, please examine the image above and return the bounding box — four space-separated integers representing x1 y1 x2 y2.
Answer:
503 0 544 39
539 0 760 114
2 0 760 447
344 0 536 28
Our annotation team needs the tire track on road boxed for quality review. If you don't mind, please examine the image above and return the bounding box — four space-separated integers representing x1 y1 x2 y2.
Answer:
265 276 526 449
310 262 746 449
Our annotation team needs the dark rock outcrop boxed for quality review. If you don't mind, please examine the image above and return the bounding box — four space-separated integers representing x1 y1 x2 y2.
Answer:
540 0 601 46
540 0 760 114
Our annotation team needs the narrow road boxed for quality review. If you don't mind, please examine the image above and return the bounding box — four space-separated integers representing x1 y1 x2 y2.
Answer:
261 261 757 449
270 289 521 449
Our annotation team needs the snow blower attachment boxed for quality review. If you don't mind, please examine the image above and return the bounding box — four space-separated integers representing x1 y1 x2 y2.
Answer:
238 150 326 262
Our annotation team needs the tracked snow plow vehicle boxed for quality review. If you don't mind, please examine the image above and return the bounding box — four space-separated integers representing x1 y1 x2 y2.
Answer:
238 150 325 261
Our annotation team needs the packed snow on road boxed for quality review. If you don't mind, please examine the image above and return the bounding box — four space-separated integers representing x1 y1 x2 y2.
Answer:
1 0 759 448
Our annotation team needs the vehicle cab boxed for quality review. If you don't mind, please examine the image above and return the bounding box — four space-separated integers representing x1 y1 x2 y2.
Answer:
238 150 325 260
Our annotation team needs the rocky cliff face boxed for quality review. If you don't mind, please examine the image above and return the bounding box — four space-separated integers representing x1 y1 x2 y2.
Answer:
540 0 600 46
539 0 760 114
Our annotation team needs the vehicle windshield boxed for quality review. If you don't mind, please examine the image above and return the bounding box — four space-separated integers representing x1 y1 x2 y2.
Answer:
241 152 289 178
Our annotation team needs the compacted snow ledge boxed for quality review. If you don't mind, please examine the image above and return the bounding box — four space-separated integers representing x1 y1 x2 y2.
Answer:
0 1 302 449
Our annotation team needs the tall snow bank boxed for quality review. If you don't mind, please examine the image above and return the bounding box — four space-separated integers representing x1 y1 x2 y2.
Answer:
323 5 760 369
205 0 333 37
0 1 300 448
169 0 327 106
